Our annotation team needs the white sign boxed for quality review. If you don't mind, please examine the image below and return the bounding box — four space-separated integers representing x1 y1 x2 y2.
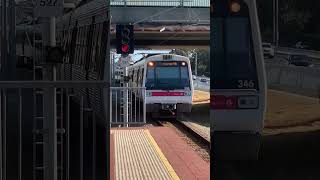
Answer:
34 0 64 17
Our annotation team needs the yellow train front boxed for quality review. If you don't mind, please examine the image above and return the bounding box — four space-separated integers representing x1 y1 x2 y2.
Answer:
128 54 194 118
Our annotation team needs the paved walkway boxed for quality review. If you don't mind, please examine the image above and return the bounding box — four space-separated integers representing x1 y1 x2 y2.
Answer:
110 127 210 180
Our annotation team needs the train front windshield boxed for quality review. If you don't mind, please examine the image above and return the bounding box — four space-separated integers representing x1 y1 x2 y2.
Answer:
146 61 190 90
211 4 259 90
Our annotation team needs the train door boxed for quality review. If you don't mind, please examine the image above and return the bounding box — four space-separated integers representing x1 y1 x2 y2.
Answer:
210 0 267 160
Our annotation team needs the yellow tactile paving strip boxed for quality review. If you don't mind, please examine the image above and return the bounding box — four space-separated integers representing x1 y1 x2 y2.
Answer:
192 90 210 104
111 129 180 180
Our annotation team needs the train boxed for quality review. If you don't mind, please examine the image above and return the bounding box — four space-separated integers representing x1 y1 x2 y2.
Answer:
127 54 194 117
56 0 110 124
210 0 267 160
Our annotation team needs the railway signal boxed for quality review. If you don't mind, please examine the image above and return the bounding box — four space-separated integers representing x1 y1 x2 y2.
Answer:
116 24 134 54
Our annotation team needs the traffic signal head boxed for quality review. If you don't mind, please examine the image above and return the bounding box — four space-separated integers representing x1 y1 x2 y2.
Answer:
116 24 134 54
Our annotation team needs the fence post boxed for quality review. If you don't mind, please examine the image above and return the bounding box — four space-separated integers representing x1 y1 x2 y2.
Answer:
44 67 57 180
43 16 58 180
123 68 128 127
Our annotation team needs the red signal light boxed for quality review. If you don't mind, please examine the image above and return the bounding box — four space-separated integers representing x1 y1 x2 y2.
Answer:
121 44 129 53
116 24 134 54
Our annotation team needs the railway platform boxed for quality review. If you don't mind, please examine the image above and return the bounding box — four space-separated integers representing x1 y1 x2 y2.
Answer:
110 127 210 180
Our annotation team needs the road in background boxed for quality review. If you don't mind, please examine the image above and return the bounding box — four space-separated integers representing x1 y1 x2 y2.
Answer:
266 53 320 68
193 77 210 92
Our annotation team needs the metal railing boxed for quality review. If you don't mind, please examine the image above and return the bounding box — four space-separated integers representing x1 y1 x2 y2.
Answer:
110 87 146 127
0 81 108 180
110 0 209 7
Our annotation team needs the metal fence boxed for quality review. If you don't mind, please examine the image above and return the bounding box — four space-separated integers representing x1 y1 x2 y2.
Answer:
0 81 108 180
110 0 209 7
110 87 146 127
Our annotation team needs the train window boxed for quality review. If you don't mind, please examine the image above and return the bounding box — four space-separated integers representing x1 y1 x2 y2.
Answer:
77 27 83 66
140 68 144 86
94 24 102 71
83 26 88 67
156 67 180 79
89 26 95 70
146 62 190 90
70 27 77 64
225 18 254 79
95 24 102 71
78 29 83 65
211 6 258 90
77 27 81 65
83 27 87 66
74 30 78 64
181 65 190 88
146 66 155 89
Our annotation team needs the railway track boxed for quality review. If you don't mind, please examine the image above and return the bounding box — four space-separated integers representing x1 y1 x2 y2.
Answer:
151 117 210 162
170 119 210 149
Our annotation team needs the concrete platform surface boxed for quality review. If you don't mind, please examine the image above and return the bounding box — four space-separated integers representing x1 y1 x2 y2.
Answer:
110 127 210 180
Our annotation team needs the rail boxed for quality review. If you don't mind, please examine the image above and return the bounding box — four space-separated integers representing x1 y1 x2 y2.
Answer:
0 81 109 88
110 0 209 7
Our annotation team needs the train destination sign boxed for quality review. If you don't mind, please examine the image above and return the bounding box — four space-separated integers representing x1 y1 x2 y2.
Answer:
157 62 178 66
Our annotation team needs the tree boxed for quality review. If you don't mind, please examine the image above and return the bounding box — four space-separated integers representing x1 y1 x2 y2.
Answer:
257 0 320 48
169 49 188 56
188 49 210 77
170 48 210 76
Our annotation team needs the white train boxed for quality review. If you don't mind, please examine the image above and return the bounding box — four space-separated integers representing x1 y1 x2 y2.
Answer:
56 0 110 124
128 54 194 116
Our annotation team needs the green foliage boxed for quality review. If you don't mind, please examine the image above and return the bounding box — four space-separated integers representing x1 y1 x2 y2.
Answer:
257 0 319 48
171 49 210 77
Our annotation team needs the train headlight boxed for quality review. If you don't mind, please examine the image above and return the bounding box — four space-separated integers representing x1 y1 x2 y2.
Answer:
230 1 241 13
181 62 186 66
148 62 154 67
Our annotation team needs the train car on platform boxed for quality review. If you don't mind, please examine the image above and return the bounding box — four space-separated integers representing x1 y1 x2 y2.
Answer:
56 0 110 122
128 54 194 117
210 0 267 160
